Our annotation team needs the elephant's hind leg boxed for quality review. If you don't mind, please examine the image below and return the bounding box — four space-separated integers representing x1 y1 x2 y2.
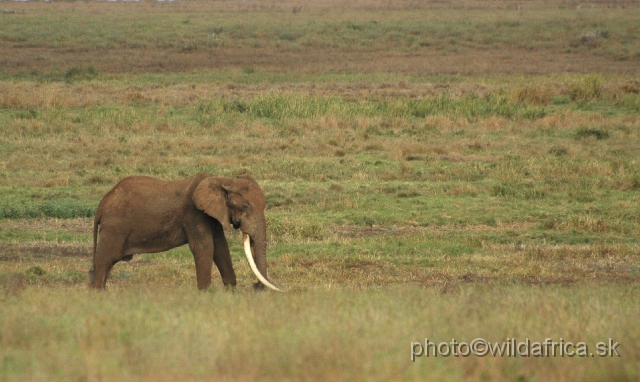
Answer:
90 262 111 289
91 233 126 289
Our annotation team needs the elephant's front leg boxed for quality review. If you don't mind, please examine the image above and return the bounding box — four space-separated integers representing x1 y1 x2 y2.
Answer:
185 222 215 290
212 220 237 288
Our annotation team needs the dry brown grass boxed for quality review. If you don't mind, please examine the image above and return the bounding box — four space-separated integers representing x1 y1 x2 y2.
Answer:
0 282 636 382
0 217 91 233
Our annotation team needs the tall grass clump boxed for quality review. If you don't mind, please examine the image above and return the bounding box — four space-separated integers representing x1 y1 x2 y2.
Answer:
511 83 553 105
248 95 351 119
569 75 603 101
395 94 546 121
193 93 548 123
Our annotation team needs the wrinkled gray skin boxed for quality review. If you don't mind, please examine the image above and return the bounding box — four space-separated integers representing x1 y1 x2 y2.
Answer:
89 173 280 291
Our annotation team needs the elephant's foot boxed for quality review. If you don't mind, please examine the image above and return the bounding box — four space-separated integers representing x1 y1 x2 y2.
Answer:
88 264 110 289
252 281 267 291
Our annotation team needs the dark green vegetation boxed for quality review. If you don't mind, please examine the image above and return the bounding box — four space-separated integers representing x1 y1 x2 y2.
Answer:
1 0 639 381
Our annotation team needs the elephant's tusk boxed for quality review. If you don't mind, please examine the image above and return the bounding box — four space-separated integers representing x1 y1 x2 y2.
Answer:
243 234 282 292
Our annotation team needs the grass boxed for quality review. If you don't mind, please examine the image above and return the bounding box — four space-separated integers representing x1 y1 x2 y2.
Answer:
1 286 638 381
1 0 640 380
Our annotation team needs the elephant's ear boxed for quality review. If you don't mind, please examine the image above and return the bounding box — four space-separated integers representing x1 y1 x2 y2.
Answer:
193 177 233 232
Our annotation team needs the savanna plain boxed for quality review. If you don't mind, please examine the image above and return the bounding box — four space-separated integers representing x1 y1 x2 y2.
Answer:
1 0 639 380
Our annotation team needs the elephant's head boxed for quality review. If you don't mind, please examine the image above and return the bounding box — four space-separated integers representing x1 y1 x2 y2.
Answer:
192 175 281 291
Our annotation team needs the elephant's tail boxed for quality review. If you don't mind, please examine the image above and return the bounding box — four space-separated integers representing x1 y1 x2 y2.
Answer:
88 213 101 285
92 212 101 265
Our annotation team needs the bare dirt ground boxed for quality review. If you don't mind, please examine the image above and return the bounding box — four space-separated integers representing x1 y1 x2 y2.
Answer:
4 47 639 75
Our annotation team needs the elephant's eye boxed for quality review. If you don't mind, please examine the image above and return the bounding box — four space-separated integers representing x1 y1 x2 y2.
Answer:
228 194 244 208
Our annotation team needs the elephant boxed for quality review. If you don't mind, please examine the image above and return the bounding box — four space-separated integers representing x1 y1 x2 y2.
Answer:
88 172 281 292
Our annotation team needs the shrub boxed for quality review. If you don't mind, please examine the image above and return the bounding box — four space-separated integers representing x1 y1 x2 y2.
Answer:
576 127 609 140
64 66 98 82
578 29 609 47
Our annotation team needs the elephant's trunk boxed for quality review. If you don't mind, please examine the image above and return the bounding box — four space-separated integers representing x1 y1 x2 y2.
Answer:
251 224 270 282
243 234 282 292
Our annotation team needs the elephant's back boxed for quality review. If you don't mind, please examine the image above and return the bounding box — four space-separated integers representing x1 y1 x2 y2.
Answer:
100 176 167 203
96 174 204 219
113 173 207 193
115 175 170 189
97 176 172 217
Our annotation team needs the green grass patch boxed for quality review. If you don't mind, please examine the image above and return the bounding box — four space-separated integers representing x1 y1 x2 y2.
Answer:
0 193 96 219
